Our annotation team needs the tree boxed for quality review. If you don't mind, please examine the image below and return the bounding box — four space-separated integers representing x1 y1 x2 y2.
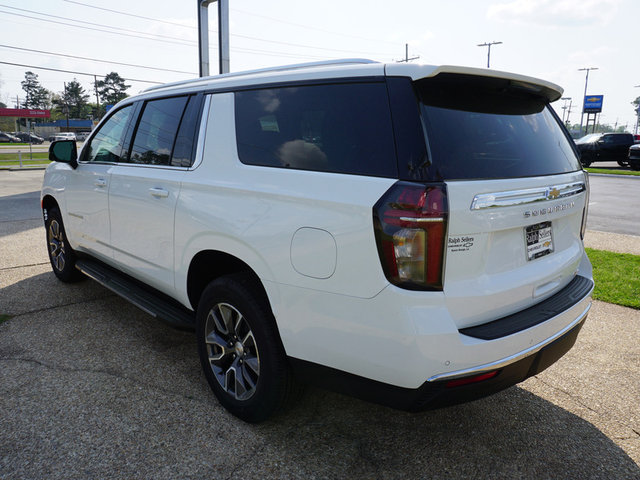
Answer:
21 71 50 109
53 79 91 119
96 72 130 106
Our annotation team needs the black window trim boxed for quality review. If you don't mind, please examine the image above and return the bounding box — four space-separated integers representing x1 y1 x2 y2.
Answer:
78 91 206 170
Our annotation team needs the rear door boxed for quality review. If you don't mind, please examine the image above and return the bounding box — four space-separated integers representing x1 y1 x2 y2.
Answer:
108 94 203 294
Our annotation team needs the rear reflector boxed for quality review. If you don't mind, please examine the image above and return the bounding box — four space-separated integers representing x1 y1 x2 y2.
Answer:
445 370 499 388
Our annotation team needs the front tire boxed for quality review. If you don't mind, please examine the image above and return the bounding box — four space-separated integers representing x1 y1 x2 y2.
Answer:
196 274 301 423
45 206 83 282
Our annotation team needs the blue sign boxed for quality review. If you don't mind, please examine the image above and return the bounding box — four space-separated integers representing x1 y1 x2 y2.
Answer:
583 95 604 113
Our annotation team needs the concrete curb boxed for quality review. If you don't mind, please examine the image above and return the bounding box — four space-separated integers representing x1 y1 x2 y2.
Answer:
583 230 640 256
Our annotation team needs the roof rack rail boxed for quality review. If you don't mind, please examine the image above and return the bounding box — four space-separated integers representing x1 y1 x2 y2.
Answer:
143 58 378 92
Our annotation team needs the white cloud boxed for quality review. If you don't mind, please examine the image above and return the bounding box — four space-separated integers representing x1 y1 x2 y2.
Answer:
487 0 622 27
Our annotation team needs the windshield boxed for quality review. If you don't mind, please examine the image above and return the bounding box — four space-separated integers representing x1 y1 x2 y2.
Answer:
410 75 581 181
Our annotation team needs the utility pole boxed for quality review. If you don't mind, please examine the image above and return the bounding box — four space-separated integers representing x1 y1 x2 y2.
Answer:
64 82 70 133
93 75 100 112
578 67 598 136
561 97 572 125
634 85 640 136
396 43 419 63
477 41 502 68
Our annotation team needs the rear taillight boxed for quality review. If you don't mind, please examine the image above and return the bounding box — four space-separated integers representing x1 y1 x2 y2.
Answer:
373 182 448 291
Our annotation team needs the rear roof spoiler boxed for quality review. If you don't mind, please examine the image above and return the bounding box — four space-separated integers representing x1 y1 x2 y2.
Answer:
385 64 563 102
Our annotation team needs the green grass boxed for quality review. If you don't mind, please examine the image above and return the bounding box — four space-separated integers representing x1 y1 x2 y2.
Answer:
585 167 640 176
586 248 640 309
0 314 11 324
0 160 51 167
0 142 30 146
0 152 48 160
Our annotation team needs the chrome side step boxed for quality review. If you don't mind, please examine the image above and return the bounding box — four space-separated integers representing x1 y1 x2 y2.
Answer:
76 258 195 329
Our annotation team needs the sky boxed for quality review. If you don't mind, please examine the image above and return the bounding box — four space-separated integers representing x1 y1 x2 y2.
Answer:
1 0 639 131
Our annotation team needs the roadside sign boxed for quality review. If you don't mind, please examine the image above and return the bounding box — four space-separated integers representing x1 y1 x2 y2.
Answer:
583 95 604 113
0 108 50 118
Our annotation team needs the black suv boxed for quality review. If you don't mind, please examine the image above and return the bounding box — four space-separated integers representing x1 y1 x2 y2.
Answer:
574 133 635 167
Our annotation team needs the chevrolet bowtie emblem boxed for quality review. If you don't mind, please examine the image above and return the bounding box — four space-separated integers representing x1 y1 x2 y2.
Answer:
548 188 560 200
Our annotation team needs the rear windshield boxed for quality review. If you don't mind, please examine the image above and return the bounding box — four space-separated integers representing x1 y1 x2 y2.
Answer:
409 74 581 181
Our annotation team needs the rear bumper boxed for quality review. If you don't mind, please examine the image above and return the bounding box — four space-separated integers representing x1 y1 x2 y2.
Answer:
290 305 588 411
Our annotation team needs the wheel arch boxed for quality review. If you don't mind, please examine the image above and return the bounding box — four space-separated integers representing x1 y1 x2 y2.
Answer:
186 250 273 314
41 194 60 216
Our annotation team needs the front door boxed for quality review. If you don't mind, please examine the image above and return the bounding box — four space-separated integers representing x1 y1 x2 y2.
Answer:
64 104 135 261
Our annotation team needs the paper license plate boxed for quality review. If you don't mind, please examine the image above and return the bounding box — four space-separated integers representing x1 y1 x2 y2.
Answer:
525 221 553 261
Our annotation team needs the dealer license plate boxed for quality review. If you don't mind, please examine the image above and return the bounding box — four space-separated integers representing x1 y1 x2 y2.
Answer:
525 221 553 261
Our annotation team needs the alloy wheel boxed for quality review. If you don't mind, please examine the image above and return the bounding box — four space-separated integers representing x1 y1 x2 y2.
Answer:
205 302 260 401
48 220 66 272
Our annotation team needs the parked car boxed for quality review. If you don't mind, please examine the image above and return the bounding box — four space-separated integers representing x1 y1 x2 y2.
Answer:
628 144 640 170
43 60 593 422
13 132 44 144
53 132 77 141
574 132 635 167
0 131 21 143
76 132 91 142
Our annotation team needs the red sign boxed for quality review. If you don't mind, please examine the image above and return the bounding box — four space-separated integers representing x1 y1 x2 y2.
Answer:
0 108 51 118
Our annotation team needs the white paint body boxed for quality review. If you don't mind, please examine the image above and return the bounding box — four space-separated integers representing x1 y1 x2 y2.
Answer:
41 61 592 390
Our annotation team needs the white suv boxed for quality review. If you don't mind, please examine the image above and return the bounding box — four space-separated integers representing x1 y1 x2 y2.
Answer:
42 60 593 422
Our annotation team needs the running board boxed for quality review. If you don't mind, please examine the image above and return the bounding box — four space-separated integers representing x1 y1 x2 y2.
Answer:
76 258 196 329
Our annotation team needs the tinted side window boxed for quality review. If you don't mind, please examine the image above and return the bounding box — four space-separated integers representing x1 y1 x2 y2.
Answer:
171 95 203 167
235 83 397 177
129 96 189 166
84 105 134 163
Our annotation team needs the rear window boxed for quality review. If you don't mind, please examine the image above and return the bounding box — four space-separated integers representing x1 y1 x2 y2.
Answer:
234 82 397 177
402 74 581 181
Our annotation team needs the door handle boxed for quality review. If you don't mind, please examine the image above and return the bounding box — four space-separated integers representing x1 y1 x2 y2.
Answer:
149 187 169 198
95 178 107 187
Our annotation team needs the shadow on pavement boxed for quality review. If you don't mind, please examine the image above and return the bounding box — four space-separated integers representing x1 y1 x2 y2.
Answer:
0 271 638 479
0 190 42 227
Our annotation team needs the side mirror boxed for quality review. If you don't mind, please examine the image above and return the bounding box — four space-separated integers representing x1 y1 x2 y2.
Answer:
49 140 78 168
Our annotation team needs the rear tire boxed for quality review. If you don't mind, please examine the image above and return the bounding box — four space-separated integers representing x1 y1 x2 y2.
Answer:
196 273 302 423
45 206 83 282
630 160 640 171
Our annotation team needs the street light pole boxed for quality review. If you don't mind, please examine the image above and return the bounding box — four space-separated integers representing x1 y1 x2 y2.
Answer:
477 41 502 68
578 67 598 135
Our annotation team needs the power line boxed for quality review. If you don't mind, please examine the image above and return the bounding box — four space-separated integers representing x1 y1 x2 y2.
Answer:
0 4 195 44
0 9 195 47
63 0 195 30
1 7 394 59
230 7 399 47
0 61 163 84
63 0 399 48
0 44 197 75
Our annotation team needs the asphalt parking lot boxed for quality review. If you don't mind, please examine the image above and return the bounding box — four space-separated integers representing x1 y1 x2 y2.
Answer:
1 170 639 479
